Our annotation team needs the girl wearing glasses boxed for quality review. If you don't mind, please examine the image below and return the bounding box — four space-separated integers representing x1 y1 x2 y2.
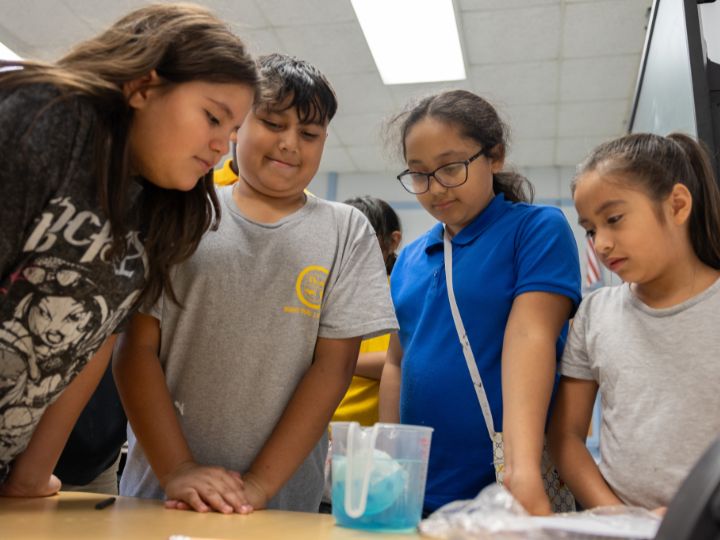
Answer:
379 90 581 515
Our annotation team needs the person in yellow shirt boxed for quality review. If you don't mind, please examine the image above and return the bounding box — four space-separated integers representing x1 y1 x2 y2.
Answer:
214 155 239 186
332 196 402 426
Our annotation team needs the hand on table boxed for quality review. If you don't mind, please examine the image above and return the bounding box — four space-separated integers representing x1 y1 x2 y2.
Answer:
0 473 61 498
239 471 270 510
162 462 252 514
504 468 552 516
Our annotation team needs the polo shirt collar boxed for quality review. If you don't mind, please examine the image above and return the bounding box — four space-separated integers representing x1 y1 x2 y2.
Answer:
424 193 509 253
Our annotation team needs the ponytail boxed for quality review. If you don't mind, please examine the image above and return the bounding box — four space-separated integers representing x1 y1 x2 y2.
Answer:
576 132 720 269
493 171 534 204
668 133 720 269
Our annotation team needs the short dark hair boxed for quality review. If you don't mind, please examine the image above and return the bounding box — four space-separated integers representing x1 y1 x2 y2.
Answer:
256 53 337 125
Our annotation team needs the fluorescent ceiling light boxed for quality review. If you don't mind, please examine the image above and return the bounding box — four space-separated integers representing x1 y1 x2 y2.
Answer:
351 0 465 85
0 41 21 61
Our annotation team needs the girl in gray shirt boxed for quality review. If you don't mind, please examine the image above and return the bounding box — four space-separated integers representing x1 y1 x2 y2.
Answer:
548 133 720 510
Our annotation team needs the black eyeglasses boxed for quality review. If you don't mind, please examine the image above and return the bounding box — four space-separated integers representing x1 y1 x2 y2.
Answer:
397 148 485 194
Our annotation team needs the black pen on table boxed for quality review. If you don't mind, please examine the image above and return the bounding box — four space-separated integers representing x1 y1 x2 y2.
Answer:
94 496 116 510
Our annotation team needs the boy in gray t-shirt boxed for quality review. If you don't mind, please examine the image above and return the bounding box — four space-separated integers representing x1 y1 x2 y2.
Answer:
115 54 398 513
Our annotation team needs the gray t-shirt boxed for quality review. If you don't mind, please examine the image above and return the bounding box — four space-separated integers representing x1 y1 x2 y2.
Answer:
120 186 398 511
561 280 720 508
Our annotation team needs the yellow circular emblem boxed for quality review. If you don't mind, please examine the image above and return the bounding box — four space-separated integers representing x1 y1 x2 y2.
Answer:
295 265 329 310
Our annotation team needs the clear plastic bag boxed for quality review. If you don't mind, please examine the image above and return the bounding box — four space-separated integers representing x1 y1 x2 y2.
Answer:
419 484 661 540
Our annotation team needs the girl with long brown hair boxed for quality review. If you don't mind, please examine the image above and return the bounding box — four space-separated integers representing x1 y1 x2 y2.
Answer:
0 3 258 497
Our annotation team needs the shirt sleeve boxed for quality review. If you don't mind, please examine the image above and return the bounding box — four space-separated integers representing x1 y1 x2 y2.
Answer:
0 85 95 280
514 206 582 312
559 299 595 380
318 209 399 340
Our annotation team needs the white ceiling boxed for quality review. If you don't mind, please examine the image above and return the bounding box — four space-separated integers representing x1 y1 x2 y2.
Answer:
0 0 653 174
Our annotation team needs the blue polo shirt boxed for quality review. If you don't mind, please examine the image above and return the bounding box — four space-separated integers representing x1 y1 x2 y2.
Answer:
390 193 581 511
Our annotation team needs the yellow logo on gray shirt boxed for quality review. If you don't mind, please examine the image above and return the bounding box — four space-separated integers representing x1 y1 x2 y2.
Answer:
283 265 329 318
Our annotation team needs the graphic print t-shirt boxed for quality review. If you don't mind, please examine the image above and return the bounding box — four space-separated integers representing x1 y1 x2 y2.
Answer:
0 84 147 480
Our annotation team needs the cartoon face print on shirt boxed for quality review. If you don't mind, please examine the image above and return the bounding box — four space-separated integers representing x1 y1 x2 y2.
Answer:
28 296 93 353
2 257 109 380
0 255 136 472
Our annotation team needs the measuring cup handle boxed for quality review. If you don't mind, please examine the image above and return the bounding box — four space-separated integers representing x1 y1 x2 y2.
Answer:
344 422 380 518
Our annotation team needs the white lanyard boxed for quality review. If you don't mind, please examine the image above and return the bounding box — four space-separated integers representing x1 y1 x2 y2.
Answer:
443 228 497 440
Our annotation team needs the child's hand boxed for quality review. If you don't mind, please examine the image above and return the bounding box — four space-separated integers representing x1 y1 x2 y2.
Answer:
0 473 61 498
240 471 270 510
162 461 252 514
504 468 552 516
651 506 667 517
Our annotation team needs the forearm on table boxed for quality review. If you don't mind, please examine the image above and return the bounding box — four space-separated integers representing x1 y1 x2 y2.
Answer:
113 335 193 485
9 336 115 489
553 432 622 508
247 337 359 499
547 377 622 509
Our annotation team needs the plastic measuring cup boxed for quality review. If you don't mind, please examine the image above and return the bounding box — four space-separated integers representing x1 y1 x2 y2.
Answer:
330 422 433 532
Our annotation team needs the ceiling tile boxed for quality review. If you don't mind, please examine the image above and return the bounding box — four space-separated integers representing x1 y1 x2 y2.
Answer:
318 146 357 173
521 166 561 194
68 0 268 31
325 127 343 148
388 80 473 110
197 0 269 28
0 0 93 58
347 145 397 172
230 28 284 55
331 112 386 146
558 100 629 137
460 0 559 10
560 54 641 102
256 0 356 26
507 139 556 168
462 6 561 64
330 72 395 115
562 0 652 58
555 135 610 166
469 60 559 106
64 0 155 32
275 23 375 75
502 103 557 139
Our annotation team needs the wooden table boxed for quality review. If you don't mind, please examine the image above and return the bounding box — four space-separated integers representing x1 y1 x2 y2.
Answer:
0 492 425 540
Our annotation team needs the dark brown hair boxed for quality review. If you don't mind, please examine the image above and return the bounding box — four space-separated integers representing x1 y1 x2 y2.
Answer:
255 53 337 125
389 89 533 203
343 196 402 274
0 3 260 305
574 132 720 269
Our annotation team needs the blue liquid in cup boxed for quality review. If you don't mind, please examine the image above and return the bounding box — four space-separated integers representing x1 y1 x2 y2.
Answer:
332 456 425 532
